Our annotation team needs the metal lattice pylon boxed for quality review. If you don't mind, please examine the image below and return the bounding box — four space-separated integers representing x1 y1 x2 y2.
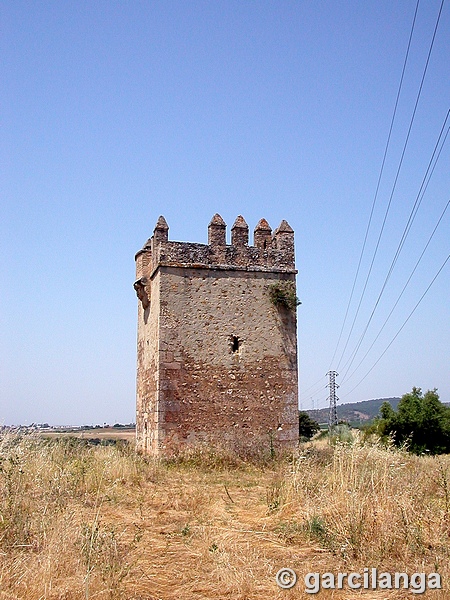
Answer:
327 370 339 434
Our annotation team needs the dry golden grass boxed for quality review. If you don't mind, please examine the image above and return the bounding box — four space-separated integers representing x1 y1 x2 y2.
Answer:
42 428 136 443
1 433 449 599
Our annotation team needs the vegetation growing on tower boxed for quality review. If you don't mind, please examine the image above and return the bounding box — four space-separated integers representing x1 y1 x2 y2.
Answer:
268 281 301 312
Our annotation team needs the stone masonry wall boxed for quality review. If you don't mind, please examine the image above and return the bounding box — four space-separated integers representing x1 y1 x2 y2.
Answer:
135 215 299 454
135 267 160 453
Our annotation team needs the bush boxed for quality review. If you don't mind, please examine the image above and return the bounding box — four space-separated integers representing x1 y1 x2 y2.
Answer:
298 411 320 440
268 281 301 311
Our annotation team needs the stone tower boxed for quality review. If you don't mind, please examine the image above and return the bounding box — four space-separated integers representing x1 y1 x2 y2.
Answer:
134 214 299 454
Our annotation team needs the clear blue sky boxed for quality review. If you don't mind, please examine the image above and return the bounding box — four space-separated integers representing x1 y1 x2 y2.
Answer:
1 1 449 425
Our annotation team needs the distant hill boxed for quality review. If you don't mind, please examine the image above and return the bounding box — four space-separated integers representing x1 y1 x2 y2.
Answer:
303 397 401 426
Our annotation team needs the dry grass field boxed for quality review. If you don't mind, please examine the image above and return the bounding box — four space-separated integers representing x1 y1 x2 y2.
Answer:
42 428 136 444
1 433 449 599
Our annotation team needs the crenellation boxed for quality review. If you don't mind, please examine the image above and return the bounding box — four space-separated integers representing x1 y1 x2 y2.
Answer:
254 218 272 250
208 213 227 246
231 215 249 247
273 219 295 261
135 245 151 277
153 215 169 245
136 216 296 278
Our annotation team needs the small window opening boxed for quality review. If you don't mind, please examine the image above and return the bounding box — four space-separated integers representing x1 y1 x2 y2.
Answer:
231 336 240 353
263 239 267 249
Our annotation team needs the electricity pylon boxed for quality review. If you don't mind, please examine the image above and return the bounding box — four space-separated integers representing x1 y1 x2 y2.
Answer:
327 370 339 434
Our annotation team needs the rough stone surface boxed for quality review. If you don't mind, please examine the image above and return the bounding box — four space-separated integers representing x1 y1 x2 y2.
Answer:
135 215 299 455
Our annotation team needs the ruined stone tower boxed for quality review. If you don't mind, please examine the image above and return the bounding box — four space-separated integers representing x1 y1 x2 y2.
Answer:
134 214 299 454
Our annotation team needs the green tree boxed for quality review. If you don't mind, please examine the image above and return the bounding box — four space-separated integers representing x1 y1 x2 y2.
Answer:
299 411 320 440
377 387 450 455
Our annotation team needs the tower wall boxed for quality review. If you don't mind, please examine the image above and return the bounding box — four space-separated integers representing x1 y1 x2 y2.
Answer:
135 215 299 455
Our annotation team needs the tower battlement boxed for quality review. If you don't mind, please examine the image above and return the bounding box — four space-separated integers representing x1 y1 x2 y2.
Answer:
135 214 296 282
134 214 299 455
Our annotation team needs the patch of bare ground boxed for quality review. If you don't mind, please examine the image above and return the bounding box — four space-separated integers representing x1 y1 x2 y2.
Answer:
0 434 449 598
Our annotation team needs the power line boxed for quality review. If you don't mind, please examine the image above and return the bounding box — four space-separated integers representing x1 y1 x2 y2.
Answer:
342 196 450 387
328 0 421 370
300 374 328 397
335 0 446 373
302 385 329 408
340 114 450 381
384 112 450 279
309 397 333 413
342 252 450 398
